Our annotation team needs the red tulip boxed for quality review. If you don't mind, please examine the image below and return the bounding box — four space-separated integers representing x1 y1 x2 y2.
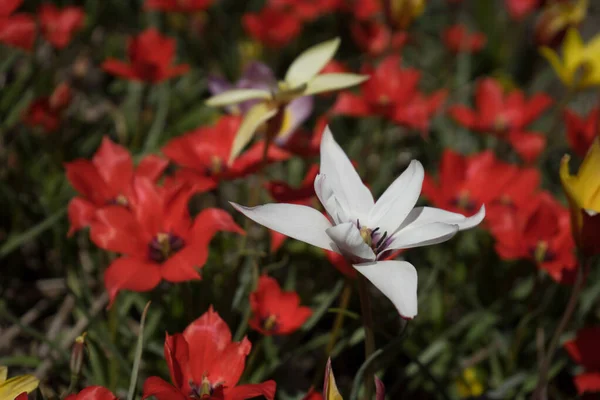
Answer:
449 78 552 161
505 0 541 20
350 20 407 56
242 7 302 48
23 83 73 133
90 179 244 304
38 3 85 49
269 0 342 21
443 24 486 53
565 326 600 394
144 0 213 12
492 192 576 283
0 0 36 51
249 275 312 335
162 116 291 189
143 307 276 400
102 29 189 83
392 89 448 134
65 137 167 235
65 387 118 400
564 108 598 157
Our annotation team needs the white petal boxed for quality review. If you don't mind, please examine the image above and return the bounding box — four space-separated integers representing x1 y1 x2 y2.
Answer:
326 222 375 262
314 174 351 225
398 205 486 232
304 73 369 96
229 202 335 251
284 38 340 88
368 160 424 234
320 126 374 220
205 89 271 107
387 222 459 250
354 260 418 319
228 102 278 164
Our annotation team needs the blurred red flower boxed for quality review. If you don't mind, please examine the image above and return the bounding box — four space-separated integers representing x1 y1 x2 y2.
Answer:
64 386 118 400
38 3 85 49
144 0 213 12
443 24 486 53
505 0 541 20
350 20 407 56
493 191 576 283
392 89 448 134
242 7 302 48
249 275 312 335
449 78 552 162
565 326 600 394
23 83 73 133
143 306 276 400
102 29 190 83
564 108 598 157
163 115 291 189
65 136 167 235
269 0 342 21
279 115 327 158
0 0 36 51
422 150 515 218
347 0 382 20
90 179 244 304
301 389 323 400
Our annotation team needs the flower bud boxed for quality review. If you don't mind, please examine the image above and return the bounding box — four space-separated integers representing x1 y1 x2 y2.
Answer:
69 333 87 378
49 83 72 112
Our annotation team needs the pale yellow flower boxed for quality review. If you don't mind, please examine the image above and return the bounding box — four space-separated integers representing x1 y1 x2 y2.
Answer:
456 368 484 398
0 366 39 400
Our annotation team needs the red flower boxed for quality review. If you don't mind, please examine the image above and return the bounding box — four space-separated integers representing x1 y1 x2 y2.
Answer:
565 327 600 395
492 192 576 283
23 83 73 133
332 55 420 120
269 0 341 21
0 0 36 51
90 179 244 304
242 7 302 48
38 4 85 49
302 389 323 400
443 24 486 53
422 150 516 217
350 20 407 56
65 136 168 235
565 108 598 157
163 116 291 189
249 275 312 335
144 0 213 12
65 386 118 400
279 115 327 158
102 29 189 83
449 78 552 161
505 0 541 20
392 89 448 134
347 0 382 20
143 307 276 400
15 394 29 400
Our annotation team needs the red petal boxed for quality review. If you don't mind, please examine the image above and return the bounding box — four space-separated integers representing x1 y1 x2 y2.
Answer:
69 386 118 400
209 337 252 388
92 136 134 195
104 257 162 305
448 105 477 129
183 307 235 383
90 206 145 255
0 14 36 51
224 381 277 400
135 154 169 181
476 78 504 126
142 376 187 400
0 0 22 17
574 372 600 395
67 197 97 236
102 59 139 81
131 177 165 238
508 131 546 162
564 327 600 370
64 159 112 205
331 93 372 117
190 208 245 255
160 246 202 283
164 333 191 391
270 230 287 253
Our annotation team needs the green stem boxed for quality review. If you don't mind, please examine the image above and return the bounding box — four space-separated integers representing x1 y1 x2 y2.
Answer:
532 256 589 399
108 304 120 392
357 275 376 400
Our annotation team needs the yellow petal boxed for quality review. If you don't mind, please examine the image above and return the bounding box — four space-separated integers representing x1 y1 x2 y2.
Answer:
0 367 7 384
0 375 39 399
284 37 341 89
303 73 369 96
563 28 584 74
205 89 271 107
324 361 344 400
228 102 278 164
540 47 570 86
578 139 600 209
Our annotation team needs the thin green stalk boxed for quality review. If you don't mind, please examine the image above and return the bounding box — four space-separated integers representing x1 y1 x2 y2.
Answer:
108 304 120 392
357 275 376 400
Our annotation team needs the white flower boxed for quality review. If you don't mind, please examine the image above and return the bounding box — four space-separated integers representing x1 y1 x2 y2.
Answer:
230 127 485 319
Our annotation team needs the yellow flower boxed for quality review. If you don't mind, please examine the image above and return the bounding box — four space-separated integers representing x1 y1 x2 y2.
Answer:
384 0 427 30
560 138 600 255
206 38 368 164
324 360 343 400
536 0 587 45
456 368 484 398
540 28 600 89
0 366 39 400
